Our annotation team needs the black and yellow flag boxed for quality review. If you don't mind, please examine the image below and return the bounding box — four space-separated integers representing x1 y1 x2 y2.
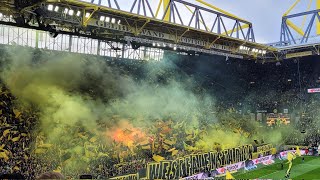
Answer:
11 135 21 142
152 154 164 162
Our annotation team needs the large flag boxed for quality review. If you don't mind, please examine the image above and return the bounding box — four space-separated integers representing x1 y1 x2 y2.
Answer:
0 151 9 161
172 149 178 156
13 108 22 118
152 154 164 162
53 166 62 173
140 141 151 150
11 135 21 142
168 148 179 156
2 128 11 137
225 170 235 179
163 139 175 146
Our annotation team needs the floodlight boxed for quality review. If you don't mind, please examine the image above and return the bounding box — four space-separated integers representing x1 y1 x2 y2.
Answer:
54 6 59 12
68 9 74 16
100 16 105 21
48 4 54 11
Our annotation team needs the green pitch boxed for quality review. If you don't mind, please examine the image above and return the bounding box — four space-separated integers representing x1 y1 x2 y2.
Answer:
233 156 320 179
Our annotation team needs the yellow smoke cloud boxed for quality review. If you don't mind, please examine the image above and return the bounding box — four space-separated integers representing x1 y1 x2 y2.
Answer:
0 46 309 175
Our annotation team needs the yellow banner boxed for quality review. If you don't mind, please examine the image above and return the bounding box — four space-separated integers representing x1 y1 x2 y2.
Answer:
111 143 272 179
286 51 312 59
109 173 138 180
146 144 254 179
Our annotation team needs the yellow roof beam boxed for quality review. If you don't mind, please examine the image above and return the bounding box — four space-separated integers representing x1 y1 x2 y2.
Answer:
286 19 305 36
196 0 247 22
283 0 301 17
155 0 170 21
163 0 170 21
82 7 99 27
317 0 320 35
222 24 249 36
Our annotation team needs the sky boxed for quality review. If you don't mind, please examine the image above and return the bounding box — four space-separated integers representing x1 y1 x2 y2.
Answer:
199 0 311 43
198 0 298 43
85 0 316 43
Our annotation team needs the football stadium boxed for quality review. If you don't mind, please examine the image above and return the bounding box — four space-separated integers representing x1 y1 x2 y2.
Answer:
0 0 320 179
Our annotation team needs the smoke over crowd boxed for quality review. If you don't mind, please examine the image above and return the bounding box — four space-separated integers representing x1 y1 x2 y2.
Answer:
0 46 318 178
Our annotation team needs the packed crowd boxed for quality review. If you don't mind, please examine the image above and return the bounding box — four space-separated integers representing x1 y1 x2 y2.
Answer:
0 82 239 179
1 47 320 179
0 85 43 178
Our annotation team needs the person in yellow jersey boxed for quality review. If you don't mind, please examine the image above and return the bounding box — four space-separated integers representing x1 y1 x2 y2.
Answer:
285 151 296 178
285 160 293 178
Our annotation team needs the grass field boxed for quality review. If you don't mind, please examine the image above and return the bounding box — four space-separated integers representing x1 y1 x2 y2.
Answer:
233 156 320 179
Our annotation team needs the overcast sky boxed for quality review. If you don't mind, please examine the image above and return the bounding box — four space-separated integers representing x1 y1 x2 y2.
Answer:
85 0 316 43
